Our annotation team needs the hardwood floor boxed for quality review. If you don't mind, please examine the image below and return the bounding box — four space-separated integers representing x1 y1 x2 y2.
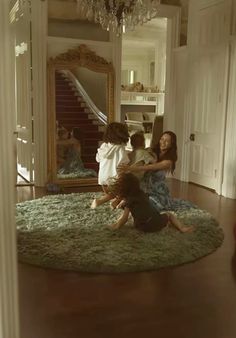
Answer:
17 180 236 338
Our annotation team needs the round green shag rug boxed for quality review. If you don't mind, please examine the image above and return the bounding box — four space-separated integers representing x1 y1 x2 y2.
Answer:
16 192 224 273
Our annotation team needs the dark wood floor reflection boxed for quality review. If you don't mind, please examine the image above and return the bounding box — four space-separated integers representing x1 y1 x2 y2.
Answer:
17 180 236 338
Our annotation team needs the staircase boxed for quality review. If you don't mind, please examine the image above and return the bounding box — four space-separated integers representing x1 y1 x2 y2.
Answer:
55 72 105 172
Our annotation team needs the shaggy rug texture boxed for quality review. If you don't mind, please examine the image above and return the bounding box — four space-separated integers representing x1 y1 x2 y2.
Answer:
16 192 224 273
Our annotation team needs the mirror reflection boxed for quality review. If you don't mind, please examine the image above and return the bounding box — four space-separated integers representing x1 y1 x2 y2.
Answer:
55 69 105 180
47 44 114 186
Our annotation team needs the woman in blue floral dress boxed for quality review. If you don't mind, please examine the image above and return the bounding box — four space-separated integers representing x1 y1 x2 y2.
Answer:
122 131 195 212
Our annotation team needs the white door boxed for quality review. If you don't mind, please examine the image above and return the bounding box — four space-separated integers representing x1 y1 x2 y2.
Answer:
188 0 231 191
10 0 34 183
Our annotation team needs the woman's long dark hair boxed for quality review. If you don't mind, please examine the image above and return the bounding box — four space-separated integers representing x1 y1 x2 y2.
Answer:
152 131 177 174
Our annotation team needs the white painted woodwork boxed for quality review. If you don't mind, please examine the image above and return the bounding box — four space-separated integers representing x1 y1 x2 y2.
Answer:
31 0 48 186
12 0 34 182
121 91 164 115
110 32 122 121
187 0 231 192
0 0 20 337
222 36 236 198
160 5 181 131
172 46 190 181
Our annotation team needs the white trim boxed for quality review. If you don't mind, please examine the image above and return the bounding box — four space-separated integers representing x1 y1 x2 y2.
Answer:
32 0 48 186
181 0 232 192
0 0 20 337
110 32 122 121
222 37 236 198
163 5 181 131
216 44 230 195
47 36 112 49
172 46 190 182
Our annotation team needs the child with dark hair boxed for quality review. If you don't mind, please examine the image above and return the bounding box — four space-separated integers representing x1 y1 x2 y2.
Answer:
129 131 156 180
108 172 194 233
91 122 130 209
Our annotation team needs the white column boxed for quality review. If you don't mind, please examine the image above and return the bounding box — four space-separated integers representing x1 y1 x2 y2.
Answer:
0 0 20 337
32 0 48 186
163 7 181 131
222 37 236 199
172 46 190 182
110 32 122 121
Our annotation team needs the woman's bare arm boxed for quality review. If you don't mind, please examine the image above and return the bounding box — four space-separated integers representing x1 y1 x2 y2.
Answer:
119 160 172 173
109 207 130 229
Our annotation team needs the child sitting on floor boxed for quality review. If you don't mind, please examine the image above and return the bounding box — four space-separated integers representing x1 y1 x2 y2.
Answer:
108 172 194 233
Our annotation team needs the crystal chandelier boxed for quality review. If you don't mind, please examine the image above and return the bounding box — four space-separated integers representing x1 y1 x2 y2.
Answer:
77 0 160 36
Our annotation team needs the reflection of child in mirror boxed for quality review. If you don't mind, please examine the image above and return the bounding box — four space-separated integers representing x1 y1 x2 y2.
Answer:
91 122 130 209
57 127 71 168
70 127 82 154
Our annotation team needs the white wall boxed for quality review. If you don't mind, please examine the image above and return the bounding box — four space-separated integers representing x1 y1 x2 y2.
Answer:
122 39 166 89
48 18 109 41
172 46 188 181
155 39 167 91
122 53 153 86
74 67 107 114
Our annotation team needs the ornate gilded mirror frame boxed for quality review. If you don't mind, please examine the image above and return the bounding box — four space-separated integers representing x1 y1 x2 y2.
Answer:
47 44 115 187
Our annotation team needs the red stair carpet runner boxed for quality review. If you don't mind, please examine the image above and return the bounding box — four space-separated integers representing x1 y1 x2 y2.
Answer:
55 72 105 172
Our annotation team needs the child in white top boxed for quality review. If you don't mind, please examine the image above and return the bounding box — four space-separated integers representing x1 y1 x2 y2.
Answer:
91 122 129 209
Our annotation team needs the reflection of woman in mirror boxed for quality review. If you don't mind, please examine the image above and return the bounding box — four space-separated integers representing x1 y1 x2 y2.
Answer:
57 127 97 179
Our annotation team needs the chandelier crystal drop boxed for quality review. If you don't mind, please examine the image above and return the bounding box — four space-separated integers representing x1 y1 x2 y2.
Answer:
77 0 160 36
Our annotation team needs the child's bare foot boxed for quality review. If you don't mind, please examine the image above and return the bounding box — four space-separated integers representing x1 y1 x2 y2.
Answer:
180 225 194 233
91 199 99 209
108 223 120 230
116 200 125 209
110 198 119 209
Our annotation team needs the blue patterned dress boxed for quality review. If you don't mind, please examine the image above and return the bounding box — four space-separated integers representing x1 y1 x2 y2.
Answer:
141 170 196 212
58 147 97 179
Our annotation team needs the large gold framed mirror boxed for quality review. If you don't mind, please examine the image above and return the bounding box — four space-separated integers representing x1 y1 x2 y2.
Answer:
47 44 115 186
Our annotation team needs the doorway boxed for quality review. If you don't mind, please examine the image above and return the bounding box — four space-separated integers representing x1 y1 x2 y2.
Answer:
121 17 168 149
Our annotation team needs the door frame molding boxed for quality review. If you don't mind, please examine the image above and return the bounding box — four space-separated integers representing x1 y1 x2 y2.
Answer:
180 0 231 194
0 0 20 337
222 36 236 198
